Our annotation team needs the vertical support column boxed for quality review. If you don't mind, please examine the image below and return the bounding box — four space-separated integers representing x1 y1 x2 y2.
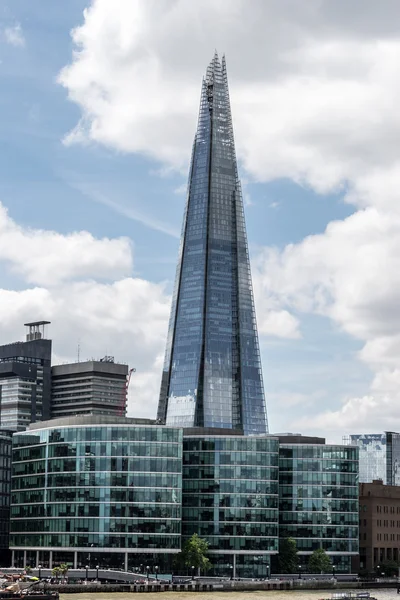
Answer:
233 554 236 579
23 551 27 568
124 552 128 572
36 551 39 568
49 551 53 569
74 552 78 569
11 550 15 568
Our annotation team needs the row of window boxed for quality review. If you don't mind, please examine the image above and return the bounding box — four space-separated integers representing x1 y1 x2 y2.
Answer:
376 533 400 541
280 446 357 460
279 459 358 473
183 522 277 537
280 486 358 500
14 457 182 476
12 473 181 490
280 525 358 539
183 439 278 452
280 512 358 525
12 488 180 505
183 466 278 481
11 518 180 534
183 493 278 509
13 442 182 462
13 427 181 447
280 473 357 485
183 480 278 494
183 451 278 466
182 508 277 522
10 534 180 549
12 503 180 519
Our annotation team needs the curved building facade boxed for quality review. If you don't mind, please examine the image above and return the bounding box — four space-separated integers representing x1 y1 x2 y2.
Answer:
182 431 279 578
10 416 182 570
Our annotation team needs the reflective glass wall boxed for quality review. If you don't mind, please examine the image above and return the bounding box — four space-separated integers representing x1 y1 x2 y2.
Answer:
158 54 268 435
10 421 182 569
279 443 359 573
182 434 279 578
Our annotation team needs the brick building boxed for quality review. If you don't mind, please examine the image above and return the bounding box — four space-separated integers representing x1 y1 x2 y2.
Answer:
359 480 400 572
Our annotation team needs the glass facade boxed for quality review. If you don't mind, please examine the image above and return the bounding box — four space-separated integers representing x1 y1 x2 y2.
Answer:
0 430 12 560
347 432 400 485
158 54 268 435
182 434 279 577
10 419 182 569
279 442 359 573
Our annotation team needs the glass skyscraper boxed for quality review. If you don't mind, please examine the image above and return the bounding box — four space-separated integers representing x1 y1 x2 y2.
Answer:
158 54 268 435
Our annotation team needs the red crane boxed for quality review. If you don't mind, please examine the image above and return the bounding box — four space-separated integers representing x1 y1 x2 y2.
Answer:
120 367 136 416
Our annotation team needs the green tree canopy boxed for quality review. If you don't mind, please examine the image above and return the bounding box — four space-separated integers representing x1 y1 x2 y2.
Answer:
180 534 211 573
278 537 298 573
308 549 332 573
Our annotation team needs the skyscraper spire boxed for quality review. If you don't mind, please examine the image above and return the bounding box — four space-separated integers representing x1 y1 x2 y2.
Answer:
158 54 268 435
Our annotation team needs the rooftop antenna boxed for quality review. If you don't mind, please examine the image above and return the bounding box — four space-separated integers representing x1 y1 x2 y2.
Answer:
77 340 81 363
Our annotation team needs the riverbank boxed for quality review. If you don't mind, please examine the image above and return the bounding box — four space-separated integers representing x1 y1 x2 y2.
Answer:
42 580 399 593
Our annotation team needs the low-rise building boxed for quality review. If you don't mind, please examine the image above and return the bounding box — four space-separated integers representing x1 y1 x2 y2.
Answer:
10 415 182 570
359 479 400 572
182 429 279 578
278 434 359 573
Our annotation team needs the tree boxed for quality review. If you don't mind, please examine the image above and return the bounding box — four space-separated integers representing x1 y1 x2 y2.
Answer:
51 566 62 581
59 564 69 582
24 566 32 575
308 549 332 573
180 534 211 574
278 537 298 573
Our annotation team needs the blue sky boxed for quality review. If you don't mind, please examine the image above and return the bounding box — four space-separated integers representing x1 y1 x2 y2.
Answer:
2 0 400 439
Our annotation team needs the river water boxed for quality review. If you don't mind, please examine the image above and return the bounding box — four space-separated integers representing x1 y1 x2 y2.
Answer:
60 590 399 600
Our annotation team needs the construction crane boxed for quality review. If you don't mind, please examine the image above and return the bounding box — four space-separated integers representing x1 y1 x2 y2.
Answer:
120 367 136 416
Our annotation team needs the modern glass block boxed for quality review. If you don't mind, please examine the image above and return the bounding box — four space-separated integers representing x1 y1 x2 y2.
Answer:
158 54 268 435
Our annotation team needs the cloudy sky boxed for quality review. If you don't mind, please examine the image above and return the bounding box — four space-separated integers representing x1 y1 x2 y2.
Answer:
2 0 400 441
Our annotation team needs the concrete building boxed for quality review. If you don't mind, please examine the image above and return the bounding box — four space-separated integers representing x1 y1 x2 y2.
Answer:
10 415 182 570
0 322 52 431
278 434 359 573
51 357 129 419
359 480 400 572
182 429 279 578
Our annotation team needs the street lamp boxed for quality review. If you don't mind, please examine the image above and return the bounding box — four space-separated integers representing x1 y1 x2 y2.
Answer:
266 564 270 580
191 565 195 581
298 564 302 580
96 565 99 581
38 565 42 580
155 566 159 581
230 565 233 580
332 565 336 579
146 566 150 581
140 564 143 575
85 565 89 582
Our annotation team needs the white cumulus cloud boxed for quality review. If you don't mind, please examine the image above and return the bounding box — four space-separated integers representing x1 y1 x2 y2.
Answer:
57 0 400 435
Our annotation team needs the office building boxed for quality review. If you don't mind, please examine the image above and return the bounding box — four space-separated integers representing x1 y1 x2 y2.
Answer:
0 430 12 563
0 322 52 431
346 432 400 485
158 54 268 435
10 416 182 570
359 480 400 572
182 430 279 578
51 357 129 419
278 435 359 573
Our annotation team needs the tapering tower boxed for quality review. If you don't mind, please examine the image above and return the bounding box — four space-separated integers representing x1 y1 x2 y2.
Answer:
158 54 268 435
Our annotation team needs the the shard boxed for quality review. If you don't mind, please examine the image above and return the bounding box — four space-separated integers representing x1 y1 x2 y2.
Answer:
158 54 268 435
